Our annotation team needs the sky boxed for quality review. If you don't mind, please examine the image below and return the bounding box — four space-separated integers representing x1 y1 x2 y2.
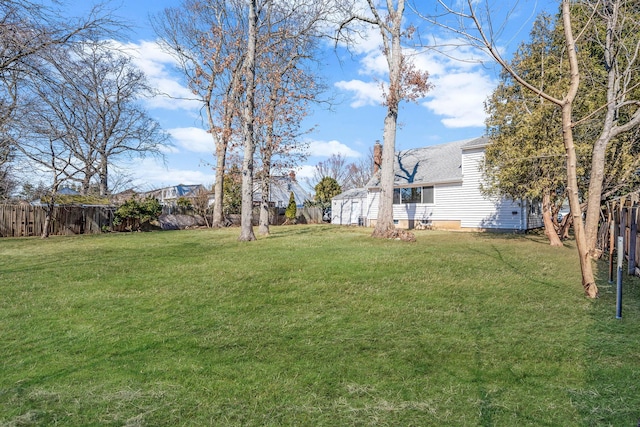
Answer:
51 0 558 192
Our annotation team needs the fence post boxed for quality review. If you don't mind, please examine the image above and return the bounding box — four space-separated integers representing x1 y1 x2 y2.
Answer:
629 205 637 275
617 235 624 319
609 213 615 283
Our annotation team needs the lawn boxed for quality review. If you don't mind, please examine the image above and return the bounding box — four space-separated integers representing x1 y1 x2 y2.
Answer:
1 225 639 426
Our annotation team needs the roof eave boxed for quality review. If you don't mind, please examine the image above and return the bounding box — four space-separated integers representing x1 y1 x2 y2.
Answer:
367 178 463 189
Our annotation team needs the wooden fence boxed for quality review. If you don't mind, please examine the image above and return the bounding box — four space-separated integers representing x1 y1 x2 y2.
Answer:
0 204 325 237
0 205 116 237
603 192 640 278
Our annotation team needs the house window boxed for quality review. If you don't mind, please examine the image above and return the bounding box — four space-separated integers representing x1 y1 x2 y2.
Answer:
422 186 434 204
393 186 434 204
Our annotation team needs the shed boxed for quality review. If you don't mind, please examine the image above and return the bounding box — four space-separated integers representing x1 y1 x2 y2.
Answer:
331 187 371 226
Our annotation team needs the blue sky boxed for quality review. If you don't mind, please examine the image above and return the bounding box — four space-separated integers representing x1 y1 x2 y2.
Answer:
55 0 558 191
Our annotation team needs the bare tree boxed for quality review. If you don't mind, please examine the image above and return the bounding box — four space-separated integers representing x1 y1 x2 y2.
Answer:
309 153 351 189
420 0 599 297
153 0 246 228
1 1 116 192
339 1 432 238
305 152 371 191
236 0 260 241
578 0 640 256
26 40 168 196
255 64 314 236
13 97 80 237
253 1 340 236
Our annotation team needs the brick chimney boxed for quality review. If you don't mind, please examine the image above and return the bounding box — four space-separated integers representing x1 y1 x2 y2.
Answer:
373 141 382 174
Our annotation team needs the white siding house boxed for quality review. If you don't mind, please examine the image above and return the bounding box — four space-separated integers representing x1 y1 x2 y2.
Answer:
332 137 543 231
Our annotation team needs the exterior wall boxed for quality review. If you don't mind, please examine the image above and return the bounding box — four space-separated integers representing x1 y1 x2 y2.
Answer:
332 195 374 225
362 148 542 231
458 147 526 230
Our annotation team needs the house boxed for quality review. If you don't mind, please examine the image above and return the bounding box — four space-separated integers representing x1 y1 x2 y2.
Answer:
140 184 208 207
253 173 310 208
332 136 543 231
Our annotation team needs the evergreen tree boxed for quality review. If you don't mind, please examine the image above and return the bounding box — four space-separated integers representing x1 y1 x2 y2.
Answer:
314 176 341 210
483 13 569 246
284 191 297 223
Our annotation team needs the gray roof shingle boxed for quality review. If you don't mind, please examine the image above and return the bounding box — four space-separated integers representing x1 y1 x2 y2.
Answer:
367 136 488 187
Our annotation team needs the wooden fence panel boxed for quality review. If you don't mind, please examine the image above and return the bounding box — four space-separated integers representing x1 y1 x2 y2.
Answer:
0 205 116 237
605 194 640 278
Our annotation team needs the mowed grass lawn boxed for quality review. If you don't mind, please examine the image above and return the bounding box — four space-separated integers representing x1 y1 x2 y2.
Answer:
1 225 640 426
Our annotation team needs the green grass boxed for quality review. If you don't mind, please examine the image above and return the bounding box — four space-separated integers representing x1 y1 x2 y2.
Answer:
1 225 639 426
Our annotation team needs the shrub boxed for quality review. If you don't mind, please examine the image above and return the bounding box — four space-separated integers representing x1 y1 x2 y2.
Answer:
177 197 192 209
113 197 162 231
285 191 297 223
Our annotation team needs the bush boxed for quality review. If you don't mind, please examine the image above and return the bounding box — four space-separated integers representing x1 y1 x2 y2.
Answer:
113 197 162 231
176 197 192 209
285 192 297 223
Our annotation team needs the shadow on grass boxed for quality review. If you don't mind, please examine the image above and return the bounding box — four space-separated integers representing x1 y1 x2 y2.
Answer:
466 243 563 291
266 224 342 239
573 260 640 425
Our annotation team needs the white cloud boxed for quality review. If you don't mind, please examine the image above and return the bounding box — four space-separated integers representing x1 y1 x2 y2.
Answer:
294 164 317 181
359 50 388 77
423 71 496 128
108 39 201 111
168 127 214 154
350 24 384 57
334 79 384 108
335 30 497 128
129 158 215 190
308 139 362 158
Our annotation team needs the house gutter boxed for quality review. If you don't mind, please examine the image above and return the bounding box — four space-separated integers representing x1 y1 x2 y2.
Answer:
367 178 463 190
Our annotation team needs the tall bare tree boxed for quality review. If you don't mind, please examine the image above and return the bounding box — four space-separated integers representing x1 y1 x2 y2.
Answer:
1 1 115 194
237 0 260 241
154 0 246 228
32 40 168 196
578 0 640 256
339 1 432 238
255 63 314 236
253 1 342 236
13 91 79 237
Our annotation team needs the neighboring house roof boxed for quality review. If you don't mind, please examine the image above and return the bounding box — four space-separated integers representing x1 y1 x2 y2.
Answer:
142 184 205 199
332 187 368 201
366 136 489 188
254 176 310 207
58 187 80 195
170 184 204 197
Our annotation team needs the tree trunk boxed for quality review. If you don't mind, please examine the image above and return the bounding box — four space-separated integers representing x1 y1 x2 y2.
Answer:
561 0 598 298
42 205 52 239
371 110 398 238
584 23 618 255
238 0 257 242
559 213 572 240
584 135 608 255
372 1 404 238
212 144 226 228
99 158 108 197
42 189 57 239
542 190 563 246
562 103 598 297
80 176 91 196
259 172 270 236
